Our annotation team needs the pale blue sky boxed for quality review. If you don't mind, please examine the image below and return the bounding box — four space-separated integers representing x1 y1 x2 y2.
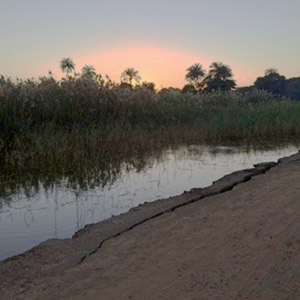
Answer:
1 0 300 87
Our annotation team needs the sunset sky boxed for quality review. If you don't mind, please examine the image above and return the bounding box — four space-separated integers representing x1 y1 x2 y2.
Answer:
1 0 300 88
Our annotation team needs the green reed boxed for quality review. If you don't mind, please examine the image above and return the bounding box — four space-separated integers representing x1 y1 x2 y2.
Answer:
1 74 300 194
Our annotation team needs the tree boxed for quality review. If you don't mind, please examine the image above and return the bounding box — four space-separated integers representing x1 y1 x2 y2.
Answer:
119 82 133 89
285 77 300 100
185 63 206 89
60 57 75 77
140 81 156 93
254 68 286 96
81 65 96 78
182 84 197 94
265 68 279 76
121 68 141 86
204 62 236 92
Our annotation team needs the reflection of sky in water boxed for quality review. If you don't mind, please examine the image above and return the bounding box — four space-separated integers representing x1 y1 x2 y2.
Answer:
0 145 299 260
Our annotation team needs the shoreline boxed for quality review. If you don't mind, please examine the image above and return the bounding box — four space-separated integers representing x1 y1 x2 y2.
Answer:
5 151 300 264
1 151 300 299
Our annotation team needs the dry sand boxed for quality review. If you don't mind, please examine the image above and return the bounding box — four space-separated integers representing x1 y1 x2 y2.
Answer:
1 153 300 299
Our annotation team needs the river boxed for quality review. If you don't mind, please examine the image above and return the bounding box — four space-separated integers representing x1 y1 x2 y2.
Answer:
0 144 298 260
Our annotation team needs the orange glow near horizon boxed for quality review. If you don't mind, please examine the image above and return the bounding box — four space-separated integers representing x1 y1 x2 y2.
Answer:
52 44 254 88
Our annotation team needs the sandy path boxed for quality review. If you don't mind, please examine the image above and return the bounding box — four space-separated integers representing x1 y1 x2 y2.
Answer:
1 156 300 299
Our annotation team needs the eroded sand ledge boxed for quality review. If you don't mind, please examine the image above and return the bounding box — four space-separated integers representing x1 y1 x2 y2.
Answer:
1 152 300 299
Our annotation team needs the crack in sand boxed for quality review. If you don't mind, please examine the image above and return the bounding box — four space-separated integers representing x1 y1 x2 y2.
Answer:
78 157 296 264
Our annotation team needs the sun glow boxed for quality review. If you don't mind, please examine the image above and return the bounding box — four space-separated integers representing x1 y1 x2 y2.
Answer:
51 44 255 88
53 44 211 88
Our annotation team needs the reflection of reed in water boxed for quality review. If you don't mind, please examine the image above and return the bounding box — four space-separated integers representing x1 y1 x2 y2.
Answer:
0 146 162 203
0 141 298 207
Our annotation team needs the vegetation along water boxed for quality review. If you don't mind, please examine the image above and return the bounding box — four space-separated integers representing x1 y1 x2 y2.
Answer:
1 59 300 259
1 60 300 194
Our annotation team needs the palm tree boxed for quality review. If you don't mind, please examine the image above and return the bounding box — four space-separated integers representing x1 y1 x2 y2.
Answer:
209 62 233 80
121 68 141 86
60 57 75 77
204 62 236 92
265 68 279 76
185 63 206 89
81 65 96 78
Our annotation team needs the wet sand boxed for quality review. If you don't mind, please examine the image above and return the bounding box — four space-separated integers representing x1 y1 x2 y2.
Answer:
1 152 300 299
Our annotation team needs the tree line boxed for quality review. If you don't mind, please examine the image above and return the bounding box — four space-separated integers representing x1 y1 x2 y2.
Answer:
242 68 300 101
59 57 300 100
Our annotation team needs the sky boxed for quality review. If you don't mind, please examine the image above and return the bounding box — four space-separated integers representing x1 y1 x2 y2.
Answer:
1 0 300 88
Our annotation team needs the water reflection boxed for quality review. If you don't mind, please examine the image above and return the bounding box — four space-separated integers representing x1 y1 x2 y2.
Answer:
0 144 299 260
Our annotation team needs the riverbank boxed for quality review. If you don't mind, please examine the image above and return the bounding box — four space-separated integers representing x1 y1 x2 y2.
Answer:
2 84 300 187
1 152 300 299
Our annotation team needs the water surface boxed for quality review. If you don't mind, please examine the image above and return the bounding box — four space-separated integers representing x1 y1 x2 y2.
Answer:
0 144 298 260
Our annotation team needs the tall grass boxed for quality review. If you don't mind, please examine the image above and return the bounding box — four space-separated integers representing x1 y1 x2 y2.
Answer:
1 74 300 194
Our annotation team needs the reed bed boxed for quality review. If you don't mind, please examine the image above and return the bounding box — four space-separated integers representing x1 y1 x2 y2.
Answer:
1 74 300 193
